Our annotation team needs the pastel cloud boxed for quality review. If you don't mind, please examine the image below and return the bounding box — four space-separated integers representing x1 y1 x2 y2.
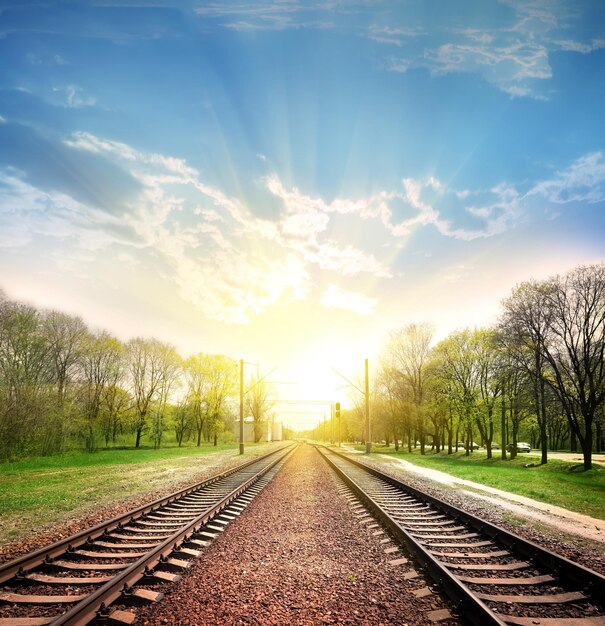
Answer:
321 284 376 316
3 128 604 325
374 0 605 97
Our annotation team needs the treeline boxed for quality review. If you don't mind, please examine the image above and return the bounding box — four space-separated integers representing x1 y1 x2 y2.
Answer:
331 263 605 471
0 291 272 461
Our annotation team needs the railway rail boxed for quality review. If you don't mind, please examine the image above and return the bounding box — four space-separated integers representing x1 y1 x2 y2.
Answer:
0 443 296 626
317 445 605 626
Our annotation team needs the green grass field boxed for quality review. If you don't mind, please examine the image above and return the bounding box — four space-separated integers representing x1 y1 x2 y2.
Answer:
362 446 605 521
0 442 281 546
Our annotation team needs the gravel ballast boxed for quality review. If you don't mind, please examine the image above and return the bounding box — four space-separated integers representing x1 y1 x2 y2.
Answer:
137 444 458 625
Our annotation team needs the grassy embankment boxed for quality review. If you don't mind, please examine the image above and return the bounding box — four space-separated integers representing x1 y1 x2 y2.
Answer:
356 446 605 521
0 442 281 545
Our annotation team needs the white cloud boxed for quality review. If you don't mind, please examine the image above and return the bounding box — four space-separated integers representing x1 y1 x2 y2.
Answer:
53 85 96 108
9 128 604 326
321 284 376 316
368 24 423 46
0 115 6 124
195 2 336 32
373 0 602 98
528 151 605 204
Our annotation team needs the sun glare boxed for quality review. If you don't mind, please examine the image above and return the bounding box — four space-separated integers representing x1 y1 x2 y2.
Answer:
270 339 374 432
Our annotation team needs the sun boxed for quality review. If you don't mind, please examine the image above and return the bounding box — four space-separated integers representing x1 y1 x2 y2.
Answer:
267 340 374 432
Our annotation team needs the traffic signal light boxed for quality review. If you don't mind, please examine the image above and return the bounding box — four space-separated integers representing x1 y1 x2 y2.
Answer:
335 402 341 418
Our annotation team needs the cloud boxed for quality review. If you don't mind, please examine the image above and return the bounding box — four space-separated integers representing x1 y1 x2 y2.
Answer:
25 52 68 66
528 151 605 204
263 173 392 277
195 2 337 31
372 0 604 98
321 284 376 316
368 24 423 46
6 126 604 325
53 85 96 108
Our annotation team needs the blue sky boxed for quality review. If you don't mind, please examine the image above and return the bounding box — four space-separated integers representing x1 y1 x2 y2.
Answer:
1 0 604 407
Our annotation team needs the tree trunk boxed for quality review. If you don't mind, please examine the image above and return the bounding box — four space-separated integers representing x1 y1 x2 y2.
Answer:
539 376 548 465
501 384 507 460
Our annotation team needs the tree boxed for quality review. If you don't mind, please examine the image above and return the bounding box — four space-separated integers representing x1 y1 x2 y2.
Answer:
432 329 480 456
0 301 51 458
79 332 124 451
185 354 237 446
246 372 274 443
150 344 181 449
127 338 169 448
172 397 193 447
474 329 501 458
384 323 434 454
44 311 87 409
541 264 605 470
500 280 553 465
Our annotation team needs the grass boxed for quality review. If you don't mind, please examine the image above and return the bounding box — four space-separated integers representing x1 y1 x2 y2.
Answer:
0 441 281 546
356 446 605 521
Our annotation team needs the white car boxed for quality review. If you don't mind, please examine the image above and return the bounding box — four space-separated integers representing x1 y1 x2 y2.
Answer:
507 442 531 453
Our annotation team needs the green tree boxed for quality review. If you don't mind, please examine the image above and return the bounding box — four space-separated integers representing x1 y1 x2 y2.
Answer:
246 373 274 443
127 338 169 448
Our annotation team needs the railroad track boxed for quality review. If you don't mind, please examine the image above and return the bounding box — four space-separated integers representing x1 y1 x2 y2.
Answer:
0 444 296 626
317 445 605 626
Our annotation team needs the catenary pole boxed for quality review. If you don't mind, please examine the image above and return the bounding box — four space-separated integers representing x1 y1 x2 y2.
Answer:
239 359 244 455
365 358 371 454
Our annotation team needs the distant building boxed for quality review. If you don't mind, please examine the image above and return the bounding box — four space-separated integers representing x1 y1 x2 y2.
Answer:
235 418 283 443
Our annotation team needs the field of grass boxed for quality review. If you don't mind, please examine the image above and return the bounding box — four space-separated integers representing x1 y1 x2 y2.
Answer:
0 442 282 546
360 446 605 521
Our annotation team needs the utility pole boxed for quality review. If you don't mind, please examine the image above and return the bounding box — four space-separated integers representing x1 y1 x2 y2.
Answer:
331 402 334 444
239 359 244 455
332 359 371 454
365 358 371 454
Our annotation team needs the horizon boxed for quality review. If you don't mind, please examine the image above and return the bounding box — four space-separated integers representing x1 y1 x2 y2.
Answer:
1 1 604 429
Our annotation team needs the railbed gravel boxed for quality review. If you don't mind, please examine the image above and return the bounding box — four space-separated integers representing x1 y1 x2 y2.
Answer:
136 443 459 625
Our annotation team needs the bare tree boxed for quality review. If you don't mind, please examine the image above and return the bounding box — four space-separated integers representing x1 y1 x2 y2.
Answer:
541 264 605 470
500 280 553 465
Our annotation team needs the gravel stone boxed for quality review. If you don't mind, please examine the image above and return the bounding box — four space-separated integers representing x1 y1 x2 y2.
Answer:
136 444 459 625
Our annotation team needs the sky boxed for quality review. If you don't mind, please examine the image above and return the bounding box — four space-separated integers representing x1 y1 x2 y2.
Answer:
1 1 604 426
